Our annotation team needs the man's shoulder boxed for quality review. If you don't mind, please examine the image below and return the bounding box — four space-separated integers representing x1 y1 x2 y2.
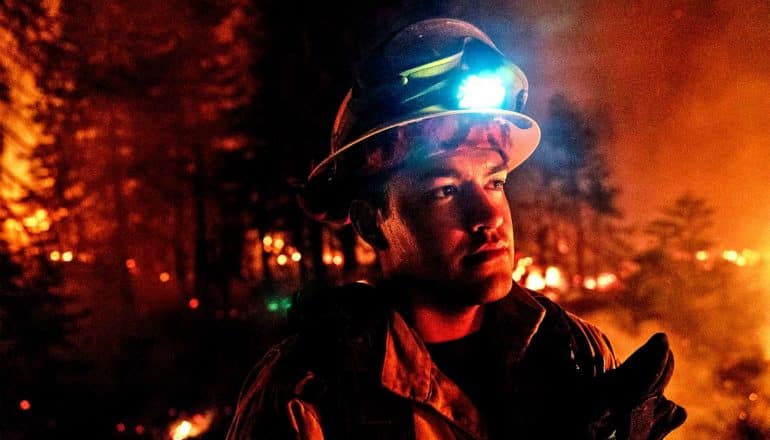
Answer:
524 290 619 373
242 282 389 391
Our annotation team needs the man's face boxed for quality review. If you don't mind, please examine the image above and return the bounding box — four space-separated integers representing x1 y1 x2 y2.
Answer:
376 141 515 307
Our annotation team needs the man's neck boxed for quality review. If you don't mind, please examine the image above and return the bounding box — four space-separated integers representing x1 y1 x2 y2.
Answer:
408 302 485 343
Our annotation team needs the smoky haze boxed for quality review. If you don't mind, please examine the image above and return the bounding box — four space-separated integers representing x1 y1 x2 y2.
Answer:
528 0 770 253
506 1 770 438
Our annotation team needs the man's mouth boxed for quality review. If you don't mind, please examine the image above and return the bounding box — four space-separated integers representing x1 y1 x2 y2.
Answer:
464 241 510 265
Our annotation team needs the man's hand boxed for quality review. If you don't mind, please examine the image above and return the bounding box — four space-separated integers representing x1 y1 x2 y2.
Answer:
587 333 687 439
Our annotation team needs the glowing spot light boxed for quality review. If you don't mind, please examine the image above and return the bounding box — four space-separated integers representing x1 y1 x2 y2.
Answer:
584 276 597 290
277 254 288 265
116 423 126 432
273 238 285 250
188 298 200 309
172 421 192 440
544 266 564 289
262 235 273 247
695 250 709 261
19 400 31 411
159 272 171 282
125 258 137 269
49 250 61 261
525 270 546 291
62 251 73 262
512 266 526 282
457 74 506 109
596 273 618 291
332 254 343 266
322 252 333 265
723 249 739 262
169 413 213 440
291 251 302 262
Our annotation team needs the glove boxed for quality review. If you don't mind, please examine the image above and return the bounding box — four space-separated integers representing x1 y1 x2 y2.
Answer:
587 333 687 439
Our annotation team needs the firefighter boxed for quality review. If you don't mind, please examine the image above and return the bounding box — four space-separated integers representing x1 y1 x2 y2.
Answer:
227 18 686 439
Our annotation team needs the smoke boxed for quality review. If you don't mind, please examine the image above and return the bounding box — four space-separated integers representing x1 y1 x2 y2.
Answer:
585 305 770 439
530 0 770 252
524 6 770 433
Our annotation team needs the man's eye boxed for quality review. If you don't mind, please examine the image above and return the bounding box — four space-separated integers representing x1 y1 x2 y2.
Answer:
491 180 506 190
427 185 458 200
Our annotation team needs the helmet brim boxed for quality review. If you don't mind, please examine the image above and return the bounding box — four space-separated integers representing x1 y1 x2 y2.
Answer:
308 108 541 181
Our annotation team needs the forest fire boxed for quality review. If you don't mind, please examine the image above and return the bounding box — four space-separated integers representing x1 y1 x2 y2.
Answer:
169 412 213 440
1 0 768 438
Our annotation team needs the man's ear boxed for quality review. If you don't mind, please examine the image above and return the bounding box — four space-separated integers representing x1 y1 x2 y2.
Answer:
350 200 388 250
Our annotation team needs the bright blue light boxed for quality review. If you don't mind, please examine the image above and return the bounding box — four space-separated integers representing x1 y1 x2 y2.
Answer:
457 74 506 109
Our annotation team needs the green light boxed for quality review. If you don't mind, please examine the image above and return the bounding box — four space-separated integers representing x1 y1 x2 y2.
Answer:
281 297 292 310
457 73 506 109
267 300 279 312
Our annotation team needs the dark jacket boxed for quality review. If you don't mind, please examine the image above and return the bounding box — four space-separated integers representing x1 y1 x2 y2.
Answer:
226 282 618 439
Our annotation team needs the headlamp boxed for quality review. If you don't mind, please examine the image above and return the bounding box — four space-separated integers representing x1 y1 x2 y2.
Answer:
457 72 507 109
302 19 541 225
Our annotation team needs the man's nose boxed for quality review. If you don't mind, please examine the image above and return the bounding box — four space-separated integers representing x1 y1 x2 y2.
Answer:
464 184 505 233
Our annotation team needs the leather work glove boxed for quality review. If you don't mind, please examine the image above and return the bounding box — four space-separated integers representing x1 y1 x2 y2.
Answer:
585 333 687 439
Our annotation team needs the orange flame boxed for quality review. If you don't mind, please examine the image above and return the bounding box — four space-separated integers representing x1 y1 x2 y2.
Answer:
169 412 213 440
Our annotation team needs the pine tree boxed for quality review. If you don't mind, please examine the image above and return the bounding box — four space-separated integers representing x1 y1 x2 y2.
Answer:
510 93 625 288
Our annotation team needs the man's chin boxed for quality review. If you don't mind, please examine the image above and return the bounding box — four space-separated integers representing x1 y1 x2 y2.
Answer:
449 273 512 306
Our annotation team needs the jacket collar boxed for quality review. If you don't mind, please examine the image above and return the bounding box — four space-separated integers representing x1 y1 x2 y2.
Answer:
379 285 546 438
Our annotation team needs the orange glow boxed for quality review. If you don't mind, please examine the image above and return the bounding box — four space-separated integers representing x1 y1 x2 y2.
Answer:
695 250 709 261
61 251 73 262
322 252 333 265
291 251 302 262
49 250 61 261
159 272 171 282
544 266 564 289
273 238 284 250
723 249 739 262
741 248 761 266
125 258 137 269
596 273 618 291
512 266 526 282
172 421 192 440
748 392 758 402
525 269 546 291
169 413 213 440
21 209 51 233
584 276 597 290
188 298 200 309
19 400 30 411
116 423 126 432
276 254 288 265
262 235 273 247
332 254 343 266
